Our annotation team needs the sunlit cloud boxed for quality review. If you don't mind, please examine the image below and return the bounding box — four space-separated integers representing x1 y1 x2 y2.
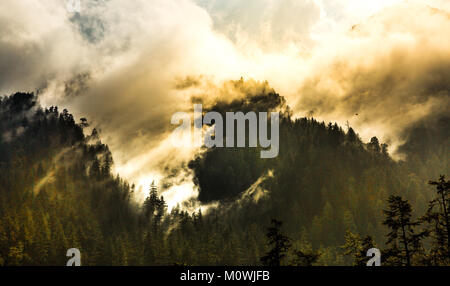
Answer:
1 0 449 206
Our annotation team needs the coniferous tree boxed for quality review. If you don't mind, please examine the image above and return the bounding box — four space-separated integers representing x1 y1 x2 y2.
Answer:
341 231 376 266
143 181 159 220
260 219 291 266
421 175 450 264
383 196 427 266
155 196 167 225
368 137 381 153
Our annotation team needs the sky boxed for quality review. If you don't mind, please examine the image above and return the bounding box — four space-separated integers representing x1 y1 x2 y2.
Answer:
0 0 449 208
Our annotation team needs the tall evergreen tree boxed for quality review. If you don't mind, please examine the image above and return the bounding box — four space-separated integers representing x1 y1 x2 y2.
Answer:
260 219 291 266
421 175 450 264
383 196 426 266
143 181 159 220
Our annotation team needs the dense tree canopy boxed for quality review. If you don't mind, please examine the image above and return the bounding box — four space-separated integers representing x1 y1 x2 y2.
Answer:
0 91 448 265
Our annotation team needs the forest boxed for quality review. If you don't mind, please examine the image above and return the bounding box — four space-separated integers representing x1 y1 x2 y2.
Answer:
0 89 448 266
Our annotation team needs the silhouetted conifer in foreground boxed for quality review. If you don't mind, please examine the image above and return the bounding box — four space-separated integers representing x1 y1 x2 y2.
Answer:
382 196 427 266
260 219 291 266
421 175 450 265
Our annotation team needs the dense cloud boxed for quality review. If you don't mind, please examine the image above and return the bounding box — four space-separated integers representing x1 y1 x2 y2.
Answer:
0 0 449 205
293 3 450 154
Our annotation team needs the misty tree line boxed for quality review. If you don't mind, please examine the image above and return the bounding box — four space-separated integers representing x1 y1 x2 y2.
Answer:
0 92 264 265
0 91 448 265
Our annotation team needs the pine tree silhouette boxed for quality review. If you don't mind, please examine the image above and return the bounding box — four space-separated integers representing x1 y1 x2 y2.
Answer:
383 195 427 266
260 219 291 266
422 175 450 264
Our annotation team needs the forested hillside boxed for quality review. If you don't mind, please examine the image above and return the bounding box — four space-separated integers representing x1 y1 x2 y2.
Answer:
188 85 449 265
0 91 448 265
0 92 141 265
